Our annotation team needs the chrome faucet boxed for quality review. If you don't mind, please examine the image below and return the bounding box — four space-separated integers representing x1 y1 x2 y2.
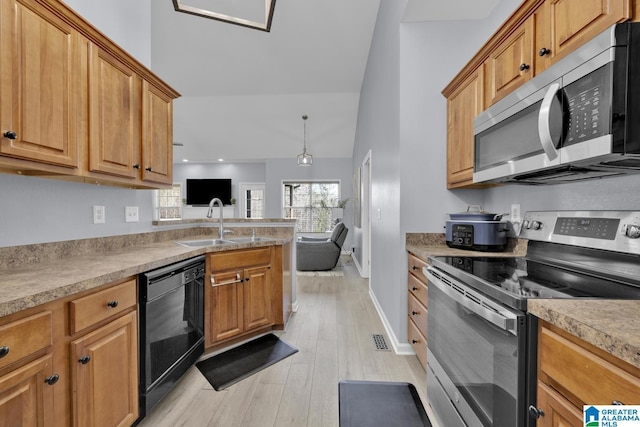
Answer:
206 198 225 238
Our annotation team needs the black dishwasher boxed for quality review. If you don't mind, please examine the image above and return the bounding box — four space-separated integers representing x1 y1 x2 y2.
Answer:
138 255 205 419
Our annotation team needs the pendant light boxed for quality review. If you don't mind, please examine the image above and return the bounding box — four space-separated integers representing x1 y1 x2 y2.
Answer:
297 114 313 166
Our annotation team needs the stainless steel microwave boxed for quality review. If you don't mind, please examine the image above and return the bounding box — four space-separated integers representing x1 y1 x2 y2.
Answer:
473 23 640 185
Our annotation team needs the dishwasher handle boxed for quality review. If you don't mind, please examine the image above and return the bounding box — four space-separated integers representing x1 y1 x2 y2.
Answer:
425 266 519 336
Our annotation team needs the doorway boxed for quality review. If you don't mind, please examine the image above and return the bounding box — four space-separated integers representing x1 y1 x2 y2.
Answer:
361 151 371 279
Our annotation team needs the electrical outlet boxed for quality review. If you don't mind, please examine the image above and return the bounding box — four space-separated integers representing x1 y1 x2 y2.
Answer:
125 206 139 223
93 205 105 224
511 204 521 223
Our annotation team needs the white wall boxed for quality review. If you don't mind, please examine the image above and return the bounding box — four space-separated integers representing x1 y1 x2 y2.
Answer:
63 0 152 67
351 0 405 346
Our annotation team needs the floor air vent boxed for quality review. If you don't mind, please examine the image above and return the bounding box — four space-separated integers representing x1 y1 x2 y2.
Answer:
372 334 390 351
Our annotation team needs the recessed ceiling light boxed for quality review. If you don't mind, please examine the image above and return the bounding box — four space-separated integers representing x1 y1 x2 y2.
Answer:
218 158 224 162
182 159 189 162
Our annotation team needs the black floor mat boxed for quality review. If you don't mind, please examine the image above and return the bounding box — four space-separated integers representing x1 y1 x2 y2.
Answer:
196 333 298 391
339 380 431 427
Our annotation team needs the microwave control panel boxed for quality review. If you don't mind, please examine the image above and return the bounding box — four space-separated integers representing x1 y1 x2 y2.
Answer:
564 63 611 146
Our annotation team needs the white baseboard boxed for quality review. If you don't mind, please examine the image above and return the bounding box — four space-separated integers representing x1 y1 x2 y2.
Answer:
368 288 415 356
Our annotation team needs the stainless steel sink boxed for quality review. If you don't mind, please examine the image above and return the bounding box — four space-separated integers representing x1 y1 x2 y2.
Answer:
225 237 276 243
176 236 276 247
176 239 231 247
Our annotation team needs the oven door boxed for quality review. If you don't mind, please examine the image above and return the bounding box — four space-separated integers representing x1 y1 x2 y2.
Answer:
425 267 527 427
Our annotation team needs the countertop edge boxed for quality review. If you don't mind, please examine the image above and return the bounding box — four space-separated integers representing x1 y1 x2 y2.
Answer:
0 236 292 318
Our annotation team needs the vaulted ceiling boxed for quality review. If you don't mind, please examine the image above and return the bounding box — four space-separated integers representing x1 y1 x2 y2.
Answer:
149 0 501 164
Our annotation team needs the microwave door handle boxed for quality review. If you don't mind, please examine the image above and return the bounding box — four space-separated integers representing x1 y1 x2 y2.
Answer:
538 82 560 160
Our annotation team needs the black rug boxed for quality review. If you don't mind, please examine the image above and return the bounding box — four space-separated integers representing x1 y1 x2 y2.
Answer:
339 380 431 427
196 333 298 391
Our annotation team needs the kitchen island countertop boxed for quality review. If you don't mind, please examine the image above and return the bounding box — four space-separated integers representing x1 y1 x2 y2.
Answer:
0 233 292 318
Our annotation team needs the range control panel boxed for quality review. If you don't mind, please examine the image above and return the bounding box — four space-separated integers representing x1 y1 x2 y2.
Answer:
553 217 619 240
519 211 640 255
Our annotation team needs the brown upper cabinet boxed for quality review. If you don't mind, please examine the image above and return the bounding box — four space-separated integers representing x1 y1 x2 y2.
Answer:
0 0 81 169
443 0 633 189
0 0 179 189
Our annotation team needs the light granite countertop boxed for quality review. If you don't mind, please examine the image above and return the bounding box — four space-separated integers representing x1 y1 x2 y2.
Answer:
0 235 292 318
529 299 640 369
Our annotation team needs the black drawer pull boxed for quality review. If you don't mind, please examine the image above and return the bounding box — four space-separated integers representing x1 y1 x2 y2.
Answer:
528 405 544 419
45 374 60 386
3 131 17 140
539 47 550 57
411 339 419 344
411 311 419 316
0 346 9 358
107 300 119 308
411 287 418 291
79 355 91 365
519 63 530 71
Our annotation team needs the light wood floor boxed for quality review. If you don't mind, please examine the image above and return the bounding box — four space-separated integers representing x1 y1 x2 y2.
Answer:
138 263 437 427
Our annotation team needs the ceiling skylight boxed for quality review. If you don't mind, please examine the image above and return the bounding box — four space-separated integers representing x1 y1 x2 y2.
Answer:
172 0 276 32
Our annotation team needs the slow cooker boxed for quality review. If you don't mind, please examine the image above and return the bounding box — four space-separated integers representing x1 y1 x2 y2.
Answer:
445 206 508 251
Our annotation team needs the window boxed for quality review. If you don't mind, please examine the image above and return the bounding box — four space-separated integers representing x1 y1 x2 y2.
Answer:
239 183 265 219
154 184 182 220
283 181 340 232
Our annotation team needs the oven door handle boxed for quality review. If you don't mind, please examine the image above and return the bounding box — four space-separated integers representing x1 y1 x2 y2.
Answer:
425 267 518 335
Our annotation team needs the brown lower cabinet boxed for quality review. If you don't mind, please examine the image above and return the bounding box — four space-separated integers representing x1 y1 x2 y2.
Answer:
407 252 428 370
206 247 275 347
534 320 640 426
0 277 138 427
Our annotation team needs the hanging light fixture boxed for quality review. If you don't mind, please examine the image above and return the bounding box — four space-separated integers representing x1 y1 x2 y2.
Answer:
297 114 313 166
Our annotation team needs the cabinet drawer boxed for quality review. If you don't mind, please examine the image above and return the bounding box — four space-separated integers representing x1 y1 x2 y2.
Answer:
408 253 428 283
69 279 137 334
408 273 427 308
539 325 640 406
408 293 427 338
408 317 427 370
210 248 271 272
0 311 52 369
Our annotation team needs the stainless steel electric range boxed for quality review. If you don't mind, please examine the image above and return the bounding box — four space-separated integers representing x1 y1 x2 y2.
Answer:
425 211 640 427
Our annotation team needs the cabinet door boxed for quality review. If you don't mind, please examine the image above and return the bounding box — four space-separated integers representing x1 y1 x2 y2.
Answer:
0 354 55 427
207 270 244 344
243 266 272 331
485 16 534 106
548 0 630 63
446 66 484 189
536 381 582 427
0 0 80 168
88 44 141 179
71 311 138 427
141 81 173 185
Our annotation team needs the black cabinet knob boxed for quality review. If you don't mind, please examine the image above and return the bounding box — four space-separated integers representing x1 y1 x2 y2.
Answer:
412 287 418 291
528 405 544 419
411 339 419 344
107 300 118 308
0 346 9 358
539 47 550 56
412 266 418 270
145 167 152 172
79 355 91 365
3 131 17 140
411 311 419 316
519 63 530 71
45 374 60 385
133 164 140 169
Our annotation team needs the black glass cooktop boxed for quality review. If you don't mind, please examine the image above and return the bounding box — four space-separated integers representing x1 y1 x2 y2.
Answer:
428 255 640 311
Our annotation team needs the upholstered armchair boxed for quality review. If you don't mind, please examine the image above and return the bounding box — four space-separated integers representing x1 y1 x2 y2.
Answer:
296 223 349 271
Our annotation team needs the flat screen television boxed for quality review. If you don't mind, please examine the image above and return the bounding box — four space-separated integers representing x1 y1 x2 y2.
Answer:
186 179 232 205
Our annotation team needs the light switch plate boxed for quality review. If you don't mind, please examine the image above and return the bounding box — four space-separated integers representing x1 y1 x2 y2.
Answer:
93 205 105 224
511 204 521 223
125 206 139 223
